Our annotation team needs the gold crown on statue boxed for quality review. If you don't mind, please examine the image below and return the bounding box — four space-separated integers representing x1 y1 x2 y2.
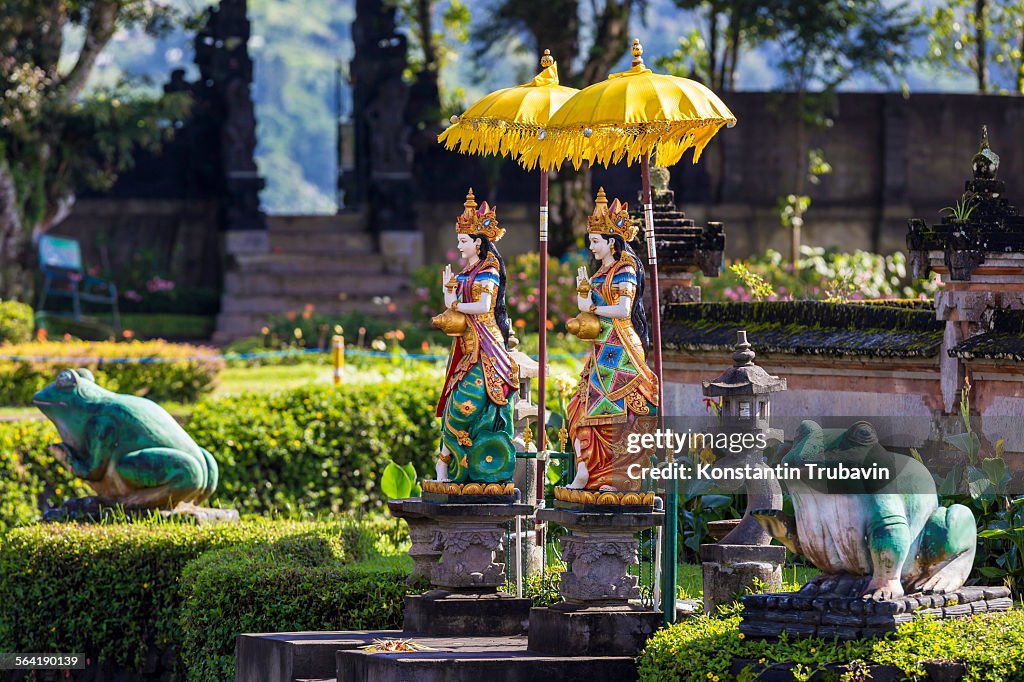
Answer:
587 187 637 241
456 188 505 242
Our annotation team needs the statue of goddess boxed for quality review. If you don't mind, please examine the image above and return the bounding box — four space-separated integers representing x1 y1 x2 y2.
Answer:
432 189 518 484
565 188 659 491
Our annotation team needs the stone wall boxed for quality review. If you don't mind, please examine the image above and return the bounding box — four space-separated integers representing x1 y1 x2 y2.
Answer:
423 92 1024 263
55 199 222 292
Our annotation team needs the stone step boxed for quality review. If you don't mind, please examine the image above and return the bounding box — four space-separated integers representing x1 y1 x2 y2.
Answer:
267 213 366 233
233 254 388 276
223 272 408 297
269 230 375 254
235 631 639 682
220 294 411 316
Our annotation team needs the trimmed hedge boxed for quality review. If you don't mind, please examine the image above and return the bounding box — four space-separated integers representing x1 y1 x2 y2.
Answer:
0 340 224 405
637 610 1024 682
181 533 408 681
0 379 441 529
186 379 440 514
0 300 34 344
0 419 88 533
0 518 409 680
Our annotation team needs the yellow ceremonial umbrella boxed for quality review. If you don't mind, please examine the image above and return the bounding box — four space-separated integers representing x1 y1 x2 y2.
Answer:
523 39 735 624
523 38 736 405
439 50 579 459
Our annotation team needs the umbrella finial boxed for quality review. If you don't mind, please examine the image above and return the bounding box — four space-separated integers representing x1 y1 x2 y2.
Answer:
540 49 554 68
631 38 644 68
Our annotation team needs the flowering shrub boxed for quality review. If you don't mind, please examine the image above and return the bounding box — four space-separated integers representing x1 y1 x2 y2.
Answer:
698 247 942 303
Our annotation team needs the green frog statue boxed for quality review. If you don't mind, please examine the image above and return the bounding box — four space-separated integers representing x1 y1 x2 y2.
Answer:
33 368 219 510
754 420 977 600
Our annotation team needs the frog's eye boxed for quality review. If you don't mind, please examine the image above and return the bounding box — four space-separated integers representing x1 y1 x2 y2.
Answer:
56 370 78 389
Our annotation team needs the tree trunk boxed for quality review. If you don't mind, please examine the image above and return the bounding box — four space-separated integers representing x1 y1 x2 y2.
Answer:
0 159 36 302
975 0 988 92
791 95 808 266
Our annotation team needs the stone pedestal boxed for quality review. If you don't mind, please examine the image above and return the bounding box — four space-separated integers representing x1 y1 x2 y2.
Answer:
404 589 531 636
528 603 663 657
391 499 534 638
528 508 664 657
701 543 786 615
538 508 662 604
391 499 532 591
387 499 441 585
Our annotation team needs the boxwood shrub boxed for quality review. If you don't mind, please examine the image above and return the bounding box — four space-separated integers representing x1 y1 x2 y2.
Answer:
637 609 1024 682
0 300 34 344
180 531 408 681
186 379 440 514
0 340 224 405
0 518 408 680
0 378 440 529
0 418 88 533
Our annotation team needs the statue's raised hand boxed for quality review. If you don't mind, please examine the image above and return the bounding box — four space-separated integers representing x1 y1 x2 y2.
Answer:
442 264 456 307
576 266 593 312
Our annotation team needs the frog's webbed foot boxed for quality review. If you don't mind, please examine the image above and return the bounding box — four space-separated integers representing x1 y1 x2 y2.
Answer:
863 577 904 601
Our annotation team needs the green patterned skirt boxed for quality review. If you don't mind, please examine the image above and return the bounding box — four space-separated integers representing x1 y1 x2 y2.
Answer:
441 362 516 483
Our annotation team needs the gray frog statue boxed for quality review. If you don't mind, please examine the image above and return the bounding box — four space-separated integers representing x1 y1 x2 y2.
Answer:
34 368 218 510
755 420 977 601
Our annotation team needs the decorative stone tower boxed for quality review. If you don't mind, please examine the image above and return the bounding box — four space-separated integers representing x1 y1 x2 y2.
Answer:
699 330 787 613
636 166 725 306
907 126 1024 412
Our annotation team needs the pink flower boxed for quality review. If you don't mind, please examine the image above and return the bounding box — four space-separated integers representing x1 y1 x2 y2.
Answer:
416 287 428 299
446 249 458 260
124 290 142 302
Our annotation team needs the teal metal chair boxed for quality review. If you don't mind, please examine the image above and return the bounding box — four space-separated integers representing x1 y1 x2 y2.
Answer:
37 235 121 333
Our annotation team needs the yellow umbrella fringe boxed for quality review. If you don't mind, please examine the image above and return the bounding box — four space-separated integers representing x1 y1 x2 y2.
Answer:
520 118 732 170
437 119 544 162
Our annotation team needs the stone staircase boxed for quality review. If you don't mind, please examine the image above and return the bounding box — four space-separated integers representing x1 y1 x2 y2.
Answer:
213 214 415 343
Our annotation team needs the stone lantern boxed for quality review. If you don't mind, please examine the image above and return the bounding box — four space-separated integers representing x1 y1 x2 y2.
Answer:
699 330 787 613
702 330 786 439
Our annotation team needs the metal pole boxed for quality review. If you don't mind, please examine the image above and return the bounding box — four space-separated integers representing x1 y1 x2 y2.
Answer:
515 514 523 597
536 171 549 558
641 154 676 624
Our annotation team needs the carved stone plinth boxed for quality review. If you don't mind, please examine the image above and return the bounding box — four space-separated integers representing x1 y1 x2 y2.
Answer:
740 585 1013 640
528 603 663 657
404 589 531 636
701 543 785 614
537 508 663 605
387 499 441 585
391 499 532 592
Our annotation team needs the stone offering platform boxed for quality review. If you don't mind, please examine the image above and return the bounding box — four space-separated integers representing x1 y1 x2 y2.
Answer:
237 630 641 682
404 589 531 636
740 585 1013 640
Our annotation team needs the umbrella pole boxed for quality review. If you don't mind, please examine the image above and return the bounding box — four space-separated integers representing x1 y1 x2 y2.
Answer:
642 154 676 625
535 169 549 557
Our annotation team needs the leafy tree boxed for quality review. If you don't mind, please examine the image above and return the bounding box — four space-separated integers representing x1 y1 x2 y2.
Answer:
770 0 917 262
654 0 774 92
0 0 190 301
922 0 1024 93
471 0 640 256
